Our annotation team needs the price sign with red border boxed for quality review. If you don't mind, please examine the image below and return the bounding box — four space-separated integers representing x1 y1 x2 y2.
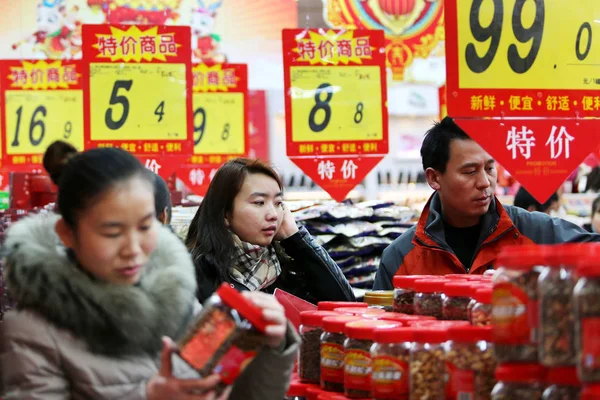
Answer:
0 60 84 170
81 24 193 178
282 29 388 202
445 0 600 202
178 63 249 195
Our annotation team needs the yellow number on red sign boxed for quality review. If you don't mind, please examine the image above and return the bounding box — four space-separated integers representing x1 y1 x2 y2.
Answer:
290 66 382 142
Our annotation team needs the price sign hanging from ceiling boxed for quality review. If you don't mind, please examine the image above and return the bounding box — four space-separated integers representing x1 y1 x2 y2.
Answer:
81 24 193 179
282 28 389 202
445 0 600 203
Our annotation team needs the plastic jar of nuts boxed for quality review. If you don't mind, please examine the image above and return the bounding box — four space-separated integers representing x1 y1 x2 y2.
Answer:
299 311 339 384
371 326 413 400
318 302 368 311
493 246 546 363
574 256 600 383
393 276 424 314
538 244 579 367
364 290 394 312
491 364 545 400
442 282 477 321
285 380 311 400
409 327 448 400
320 316 362 392
446 325 496 400
343 320 401 399
542 366 581 400
470 287 493 326
413 279 447 319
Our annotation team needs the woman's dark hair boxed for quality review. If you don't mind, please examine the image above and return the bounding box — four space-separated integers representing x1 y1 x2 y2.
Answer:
153 173 172 224
185 158 283 282
592 195 600 217
43 141 153 227
513 186 559 213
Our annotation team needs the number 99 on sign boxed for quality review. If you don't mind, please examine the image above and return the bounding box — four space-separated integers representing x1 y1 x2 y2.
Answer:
290 66 383 142
4 91 83 155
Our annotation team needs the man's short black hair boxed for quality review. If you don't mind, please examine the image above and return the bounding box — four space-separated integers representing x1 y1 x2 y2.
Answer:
421 116 471 173
513 186 559 213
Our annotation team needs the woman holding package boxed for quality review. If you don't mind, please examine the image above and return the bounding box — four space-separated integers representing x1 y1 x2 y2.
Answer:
0 142 298 400
185 158 355 304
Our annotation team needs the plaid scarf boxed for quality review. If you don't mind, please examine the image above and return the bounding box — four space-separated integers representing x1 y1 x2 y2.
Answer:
229 233 281 291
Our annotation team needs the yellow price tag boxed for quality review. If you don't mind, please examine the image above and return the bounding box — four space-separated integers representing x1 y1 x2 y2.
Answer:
290 66 382 142
5 90 83 155
89 63 187 140
457 0 599 90
192 92 245 155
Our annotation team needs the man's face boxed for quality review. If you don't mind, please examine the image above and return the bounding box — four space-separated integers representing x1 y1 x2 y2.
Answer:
426 139 498 227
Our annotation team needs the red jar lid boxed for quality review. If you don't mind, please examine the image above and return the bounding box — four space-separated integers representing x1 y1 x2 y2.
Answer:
306 386 327 400
392 275 425 289
215 283 268 332
300 311 339 328
318 301 368 311
413 279 447 293
345 320 401 341
333 307 386 317
496 245 547 270
545 366 580 387
318 394 364 400
495 364 545 383
581 384 600 400
286 380 312 396
577 255 600 277
407 320 470 328
442 282 478 297
322 315 362 334
447 326 492 343
374 326 414 343
444 274 471 280
412 327 448 344
379 314 436 323
472 287 493 304
544 244 586 268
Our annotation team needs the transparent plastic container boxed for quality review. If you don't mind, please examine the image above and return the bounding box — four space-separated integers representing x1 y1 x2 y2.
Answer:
574 256 600 383
470 287 493 326
442 282 477 321
409 327 447 400
413 279 447 319
491 363 545 400
320 315 362 392
493 246 545 363
365 290 394 312
371 327 413 400
343 320 400 399
446 325 496 400
542 366 581 400
393 276 424 315
299 311 338 383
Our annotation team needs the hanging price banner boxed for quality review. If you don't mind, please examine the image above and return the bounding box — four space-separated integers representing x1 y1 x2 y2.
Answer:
178 63 249 195
82 24 193 178
439 84 447 121
0 60 84 169
282 29 388 202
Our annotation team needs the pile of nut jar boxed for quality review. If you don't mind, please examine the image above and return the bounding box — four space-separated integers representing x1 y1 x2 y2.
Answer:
286 243 600 400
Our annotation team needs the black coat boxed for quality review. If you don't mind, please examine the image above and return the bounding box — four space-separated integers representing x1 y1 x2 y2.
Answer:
195 226 355 304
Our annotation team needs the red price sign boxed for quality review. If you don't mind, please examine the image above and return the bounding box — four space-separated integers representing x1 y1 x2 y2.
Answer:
0 60 84 170
178 63 249 195
282 29 388 202
445 0 600 202
81 24 193 179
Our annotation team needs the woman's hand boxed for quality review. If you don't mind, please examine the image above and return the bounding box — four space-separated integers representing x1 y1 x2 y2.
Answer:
147 337 232 400
242 291 288 349
274 204 299 241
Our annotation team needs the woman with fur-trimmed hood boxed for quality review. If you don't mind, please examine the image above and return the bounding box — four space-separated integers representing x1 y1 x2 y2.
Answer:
0 141 298 400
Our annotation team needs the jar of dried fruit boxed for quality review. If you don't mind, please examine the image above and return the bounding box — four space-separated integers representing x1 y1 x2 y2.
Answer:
365 290 394 312
343 320 401 399
493 245 546 363
446 325 496 400
442 282 478 321
490 364 545 400
177 283 269 391
320 315 362 392
538 244 579 367
299 311 339 384
393 276 423 315
409 327 448 400
318 301 368 311
574 256 600 383
542 366 581 400
371 326 413 400
470 287 493 326
413 279 447 319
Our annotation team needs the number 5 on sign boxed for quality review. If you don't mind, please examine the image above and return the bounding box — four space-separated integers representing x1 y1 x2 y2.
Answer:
290 66 383 142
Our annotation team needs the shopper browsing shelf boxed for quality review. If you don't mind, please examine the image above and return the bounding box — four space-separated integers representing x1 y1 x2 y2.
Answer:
0 141 297 400
374 117 600 290
186 158 355 304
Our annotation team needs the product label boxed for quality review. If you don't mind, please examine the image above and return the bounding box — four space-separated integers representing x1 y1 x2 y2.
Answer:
213 345 257 385
582 317 600 369
321 343 345 383
447 364 475 400
372 355 409 399
492 282 535 345
344 349 372 391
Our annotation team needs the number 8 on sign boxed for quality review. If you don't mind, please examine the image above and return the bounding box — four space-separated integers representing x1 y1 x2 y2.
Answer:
309 83 333 133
